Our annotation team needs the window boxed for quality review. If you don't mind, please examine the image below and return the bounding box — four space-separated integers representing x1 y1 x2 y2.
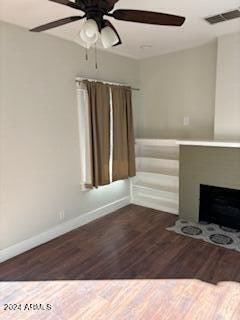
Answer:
76 82 92 190
76 79 135 189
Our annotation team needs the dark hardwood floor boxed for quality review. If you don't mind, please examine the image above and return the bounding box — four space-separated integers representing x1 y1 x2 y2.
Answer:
1 204 240 283
1 205 240 319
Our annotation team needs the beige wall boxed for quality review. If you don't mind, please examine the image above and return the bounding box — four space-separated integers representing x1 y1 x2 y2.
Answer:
214 33 240 140
0 21 139 250
179 145 240 222
138 42 217 139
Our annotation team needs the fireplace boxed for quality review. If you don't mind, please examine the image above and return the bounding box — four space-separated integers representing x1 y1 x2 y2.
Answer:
199 184 240 230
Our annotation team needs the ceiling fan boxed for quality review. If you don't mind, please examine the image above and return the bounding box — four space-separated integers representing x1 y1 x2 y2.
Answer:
30 0 186 49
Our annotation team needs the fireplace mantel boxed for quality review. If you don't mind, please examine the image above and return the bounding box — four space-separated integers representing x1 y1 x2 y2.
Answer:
177 140 240 148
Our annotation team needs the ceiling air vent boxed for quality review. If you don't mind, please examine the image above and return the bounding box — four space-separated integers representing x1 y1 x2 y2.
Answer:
205 8 240 25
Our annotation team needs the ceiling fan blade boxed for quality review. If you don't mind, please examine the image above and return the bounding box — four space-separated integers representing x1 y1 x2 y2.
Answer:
111 9 185 26
103 20 122 46
30 16 84 32
49 0 84 11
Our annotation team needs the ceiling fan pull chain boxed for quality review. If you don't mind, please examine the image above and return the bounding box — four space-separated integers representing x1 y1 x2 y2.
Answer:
85 48 88 61
95 44 98 70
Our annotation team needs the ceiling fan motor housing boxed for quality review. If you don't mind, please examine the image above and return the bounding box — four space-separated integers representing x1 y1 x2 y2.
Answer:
74 0 114 30
75 0 115 13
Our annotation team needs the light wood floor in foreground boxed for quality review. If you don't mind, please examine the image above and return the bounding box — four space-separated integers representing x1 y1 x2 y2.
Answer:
1 204 240 320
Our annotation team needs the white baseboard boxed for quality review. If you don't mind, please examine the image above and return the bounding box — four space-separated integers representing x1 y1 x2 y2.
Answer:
0 196 130 264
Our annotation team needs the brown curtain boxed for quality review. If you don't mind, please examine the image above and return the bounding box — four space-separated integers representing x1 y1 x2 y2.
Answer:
111 85 136 182
83 81 110 188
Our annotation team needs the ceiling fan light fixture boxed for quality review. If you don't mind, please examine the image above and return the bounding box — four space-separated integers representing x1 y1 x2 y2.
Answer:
77 18 99 47
80 28 98 44
101 26 119 48
74 32 91 49
82 19 99 37
79 29 99 48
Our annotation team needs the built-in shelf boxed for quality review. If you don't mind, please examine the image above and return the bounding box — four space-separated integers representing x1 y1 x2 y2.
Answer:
133 180 179 195
133 193 178 215
136 158 179 176
131 139 179 215
136 139 178 147
177 140 240 148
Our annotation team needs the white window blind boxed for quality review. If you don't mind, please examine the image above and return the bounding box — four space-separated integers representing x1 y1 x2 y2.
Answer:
76 82 92 190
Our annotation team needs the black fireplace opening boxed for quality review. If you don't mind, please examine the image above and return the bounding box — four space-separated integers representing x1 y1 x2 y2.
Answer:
199 184 240 230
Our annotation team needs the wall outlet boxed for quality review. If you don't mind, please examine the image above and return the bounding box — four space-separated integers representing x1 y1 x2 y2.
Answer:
183 116 190 126
59 211 65 221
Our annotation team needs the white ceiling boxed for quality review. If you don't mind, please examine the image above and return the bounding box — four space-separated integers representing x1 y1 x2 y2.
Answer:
0 0 240 59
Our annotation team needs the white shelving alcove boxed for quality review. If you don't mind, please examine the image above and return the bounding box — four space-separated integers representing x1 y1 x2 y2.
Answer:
131 139 179 215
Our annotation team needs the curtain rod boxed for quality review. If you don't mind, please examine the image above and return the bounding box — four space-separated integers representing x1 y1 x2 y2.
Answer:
76 77 140 91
